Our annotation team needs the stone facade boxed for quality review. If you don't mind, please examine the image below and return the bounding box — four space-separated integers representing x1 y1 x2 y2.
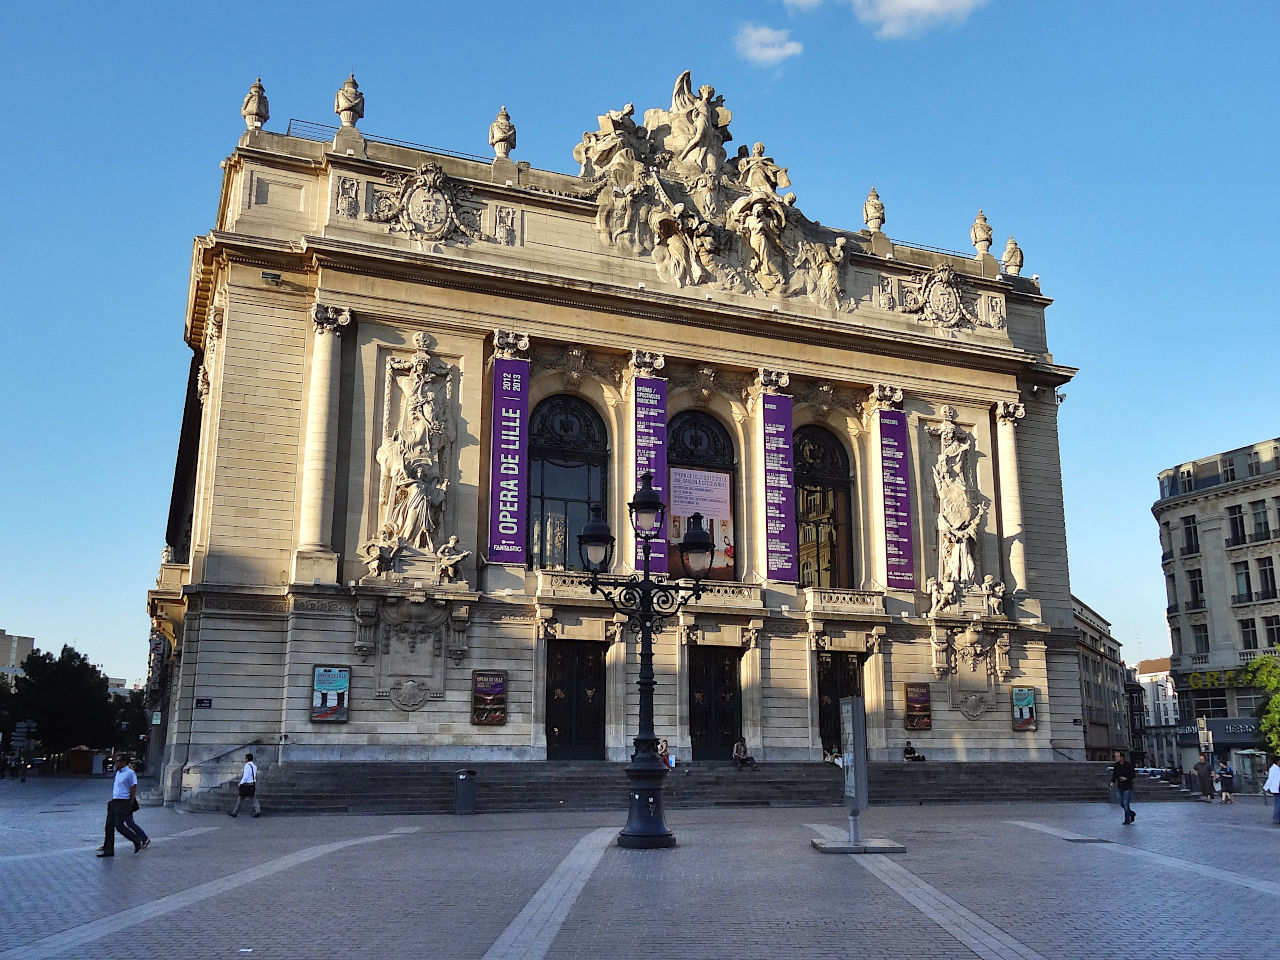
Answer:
1153 436 1280 769
147 74 1083 801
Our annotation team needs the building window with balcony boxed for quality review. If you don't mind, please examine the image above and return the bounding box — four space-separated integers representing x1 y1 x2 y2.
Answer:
1248 450 1262 477
1257 557 1277 600
1226 505 1246 546
1232 561 1253 604
527 394 609 571
1166 574 1178 610
1187 569 1204 609
1250 500 1270 541
1239 619 1259 650
1191 623 1210 654
1264 616 1280 648
1170 626 1181 657
792 424 855 590
1181 516 1199 555
1179 467 1193 493
1220 457 1237 482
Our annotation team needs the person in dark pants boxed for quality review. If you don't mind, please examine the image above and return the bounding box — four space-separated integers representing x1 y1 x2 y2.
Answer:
731 738 758 770
1193 753 1215 802
1110 750 1136 824
99 754 143 857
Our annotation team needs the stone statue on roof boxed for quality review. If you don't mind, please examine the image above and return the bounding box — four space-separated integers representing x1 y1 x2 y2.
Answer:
735 142 790 195
644 71 733 177
863 187 885 232
970 209 993 257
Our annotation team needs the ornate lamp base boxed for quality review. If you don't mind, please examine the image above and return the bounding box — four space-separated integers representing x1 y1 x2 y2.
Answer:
617 764 675 849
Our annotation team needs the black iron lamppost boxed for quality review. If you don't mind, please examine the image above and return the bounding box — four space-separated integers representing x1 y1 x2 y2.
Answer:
578 471 714 848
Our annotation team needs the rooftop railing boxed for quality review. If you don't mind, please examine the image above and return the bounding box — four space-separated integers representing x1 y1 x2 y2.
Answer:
283 118 494 163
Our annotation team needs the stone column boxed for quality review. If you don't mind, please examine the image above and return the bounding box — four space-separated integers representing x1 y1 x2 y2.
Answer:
995 400 1026 613
863 629 889 760
293 304 351 583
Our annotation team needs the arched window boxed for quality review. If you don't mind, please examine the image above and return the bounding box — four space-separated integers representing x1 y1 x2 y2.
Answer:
668 410 737 581
794 424 854 589
528 395 608 570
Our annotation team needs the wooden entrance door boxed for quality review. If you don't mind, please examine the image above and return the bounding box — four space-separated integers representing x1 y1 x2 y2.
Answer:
817 650 863 756
688 645 742 761
545 639 606 760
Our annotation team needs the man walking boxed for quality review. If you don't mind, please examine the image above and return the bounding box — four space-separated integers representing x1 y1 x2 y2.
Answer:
99 753 143 857
228 752 261 818
1264 754 1280 825
1110 750 1136 824
1192 753 1215 802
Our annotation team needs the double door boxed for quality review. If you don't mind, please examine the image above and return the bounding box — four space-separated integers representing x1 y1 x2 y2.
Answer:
688 645 742 761
817 651 862 756
545 639 605 760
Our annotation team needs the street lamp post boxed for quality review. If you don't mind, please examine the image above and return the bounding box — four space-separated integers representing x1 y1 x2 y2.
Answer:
578 471 714 848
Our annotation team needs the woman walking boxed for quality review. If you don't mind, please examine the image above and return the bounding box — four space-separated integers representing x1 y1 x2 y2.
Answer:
1216 759 1234 803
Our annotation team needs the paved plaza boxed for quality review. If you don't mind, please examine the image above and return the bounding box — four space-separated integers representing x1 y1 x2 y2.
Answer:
1 776 1276 960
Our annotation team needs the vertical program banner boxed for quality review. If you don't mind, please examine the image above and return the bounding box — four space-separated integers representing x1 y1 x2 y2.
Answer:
488 357 529 563
879 409 915 590
633 376 668 573
763 394 798 581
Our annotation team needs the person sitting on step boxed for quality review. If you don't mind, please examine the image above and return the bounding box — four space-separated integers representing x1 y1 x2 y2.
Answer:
732 737 758 770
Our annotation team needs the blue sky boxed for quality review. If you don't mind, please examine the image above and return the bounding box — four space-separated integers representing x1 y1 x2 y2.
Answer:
2 1 1276 681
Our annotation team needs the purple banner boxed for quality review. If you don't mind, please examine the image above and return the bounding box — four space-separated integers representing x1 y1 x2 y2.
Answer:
879 409 915 589
763 394 797 581
634 377 668 573
487 357 529 563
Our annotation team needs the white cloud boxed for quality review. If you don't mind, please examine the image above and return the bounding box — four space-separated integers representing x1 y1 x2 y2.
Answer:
850 0 989 38
735 23 805 66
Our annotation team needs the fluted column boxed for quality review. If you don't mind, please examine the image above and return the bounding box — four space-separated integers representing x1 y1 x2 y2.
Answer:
294 304 351 581
995 400 1026 609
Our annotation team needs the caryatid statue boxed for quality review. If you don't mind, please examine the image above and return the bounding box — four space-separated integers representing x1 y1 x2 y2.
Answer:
863 187 885 233
970 209 993 257
1001 236 1024 276
241 78 269 130
489 105 516 159
334 74 364 127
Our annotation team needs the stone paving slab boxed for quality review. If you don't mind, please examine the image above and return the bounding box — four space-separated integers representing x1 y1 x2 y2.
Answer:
1 777 1276 960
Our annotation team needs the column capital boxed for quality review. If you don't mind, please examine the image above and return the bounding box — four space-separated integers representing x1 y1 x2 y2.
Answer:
866 382 904 412
311 303 353 335
995 400 1025 425
629 349 666 378
493 328 530 360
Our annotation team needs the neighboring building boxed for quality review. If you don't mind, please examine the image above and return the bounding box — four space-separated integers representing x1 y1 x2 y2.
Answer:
1135 657 1179 769
0 629 35 691
1123 667 1147 764
147 73 1084 802
1154 438 1279 769
1071 598 1130 760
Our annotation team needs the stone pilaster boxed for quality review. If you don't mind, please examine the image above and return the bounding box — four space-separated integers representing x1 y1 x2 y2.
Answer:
995 400 1027 615
293 304 352 583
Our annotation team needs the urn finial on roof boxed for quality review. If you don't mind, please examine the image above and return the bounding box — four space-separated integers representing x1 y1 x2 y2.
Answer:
489 105 516 160
970 209 993 257
863 186 885 233
1001 235 1024 276
241 78 269 130
334 73 364 128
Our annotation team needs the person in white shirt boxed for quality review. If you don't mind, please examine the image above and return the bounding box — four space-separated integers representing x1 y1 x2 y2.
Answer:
229 753 261 818
99 754 144 856
1264 756 1280 825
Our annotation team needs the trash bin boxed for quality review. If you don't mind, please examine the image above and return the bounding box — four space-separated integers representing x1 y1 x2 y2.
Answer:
454 769 478 815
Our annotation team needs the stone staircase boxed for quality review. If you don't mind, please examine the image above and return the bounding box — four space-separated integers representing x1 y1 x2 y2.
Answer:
867 762 1199 805
182 761 845 815
183 760 1201 815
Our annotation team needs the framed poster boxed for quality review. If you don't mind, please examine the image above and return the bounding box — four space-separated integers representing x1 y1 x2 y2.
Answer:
668 467 735 581
1011 686 1037 731
904 682 932 730
311 666 350 723
471 670 508 725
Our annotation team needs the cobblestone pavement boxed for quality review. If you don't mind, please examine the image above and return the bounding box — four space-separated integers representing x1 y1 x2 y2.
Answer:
1 776 1277 959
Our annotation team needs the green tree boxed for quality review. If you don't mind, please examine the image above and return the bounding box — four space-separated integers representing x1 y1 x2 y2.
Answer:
1238 654 1280 754
14 645 114 754
113 688 150 754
